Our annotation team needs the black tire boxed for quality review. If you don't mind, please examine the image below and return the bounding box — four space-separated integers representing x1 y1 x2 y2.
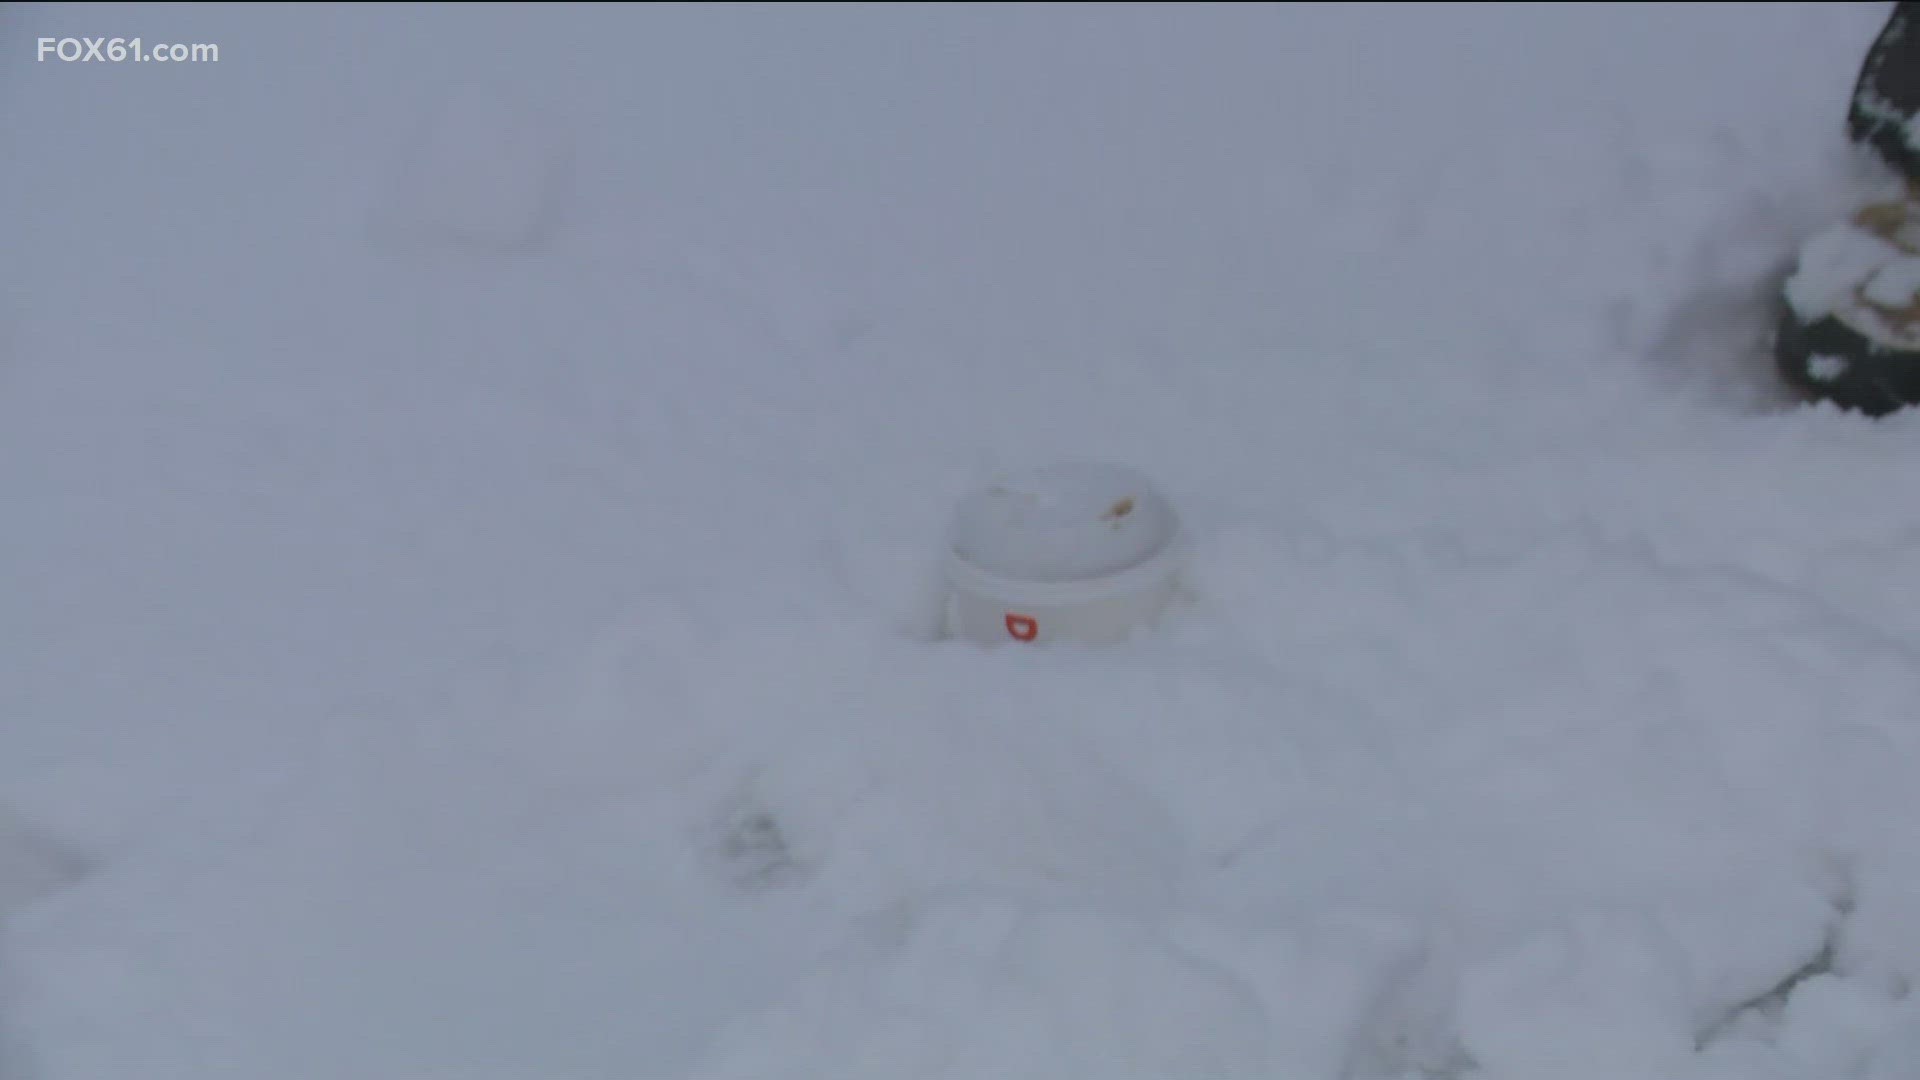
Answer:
1774 0 1920 417
1850 1 1920 184
1775 300 1920 417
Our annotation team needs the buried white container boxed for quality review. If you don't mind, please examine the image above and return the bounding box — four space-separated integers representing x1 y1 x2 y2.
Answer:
944 463 1187 646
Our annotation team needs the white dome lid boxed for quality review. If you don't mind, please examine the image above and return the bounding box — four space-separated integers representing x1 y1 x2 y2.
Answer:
950 462 1179 584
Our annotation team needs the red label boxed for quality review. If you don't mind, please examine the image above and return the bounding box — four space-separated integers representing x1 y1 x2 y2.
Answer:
1005 613 1039 642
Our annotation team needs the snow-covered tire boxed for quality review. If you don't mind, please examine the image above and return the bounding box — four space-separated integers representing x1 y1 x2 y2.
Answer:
1774 300 1920 417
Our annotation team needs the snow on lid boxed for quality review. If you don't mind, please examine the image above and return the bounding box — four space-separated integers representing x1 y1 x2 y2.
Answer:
950 462 1178 583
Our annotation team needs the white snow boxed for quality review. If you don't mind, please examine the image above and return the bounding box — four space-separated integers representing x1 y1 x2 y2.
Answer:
1809 353 1853 381
1780 183 1920 345
375 82 570 255
6 3 1920 1080
950 462 1177 583
1783 220 1904 320
1864 254 1920 309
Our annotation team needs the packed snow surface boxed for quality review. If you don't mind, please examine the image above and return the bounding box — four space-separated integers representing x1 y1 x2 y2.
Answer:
6 4 1920 1080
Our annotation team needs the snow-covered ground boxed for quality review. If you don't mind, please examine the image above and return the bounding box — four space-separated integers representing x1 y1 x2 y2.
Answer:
6 3 1920 1077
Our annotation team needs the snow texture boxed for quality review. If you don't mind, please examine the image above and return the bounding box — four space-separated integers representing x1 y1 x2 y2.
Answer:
374 81 571 256
1784 219 1905 320
5 3 1920 1080
950 463 1177 583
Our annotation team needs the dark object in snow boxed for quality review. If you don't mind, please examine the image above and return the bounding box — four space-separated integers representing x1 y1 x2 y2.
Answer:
1775 2 1920 416
705 792 812 893
1849 1 1920 184
1775 286 1920 417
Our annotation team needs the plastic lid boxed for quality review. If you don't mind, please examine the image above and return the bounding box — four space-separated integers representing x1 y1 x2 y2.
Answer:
949 462 1178 584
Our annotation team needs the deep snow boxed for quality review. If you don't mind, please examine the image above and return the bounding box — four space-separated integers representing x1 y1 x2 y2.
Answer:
6 3 1920 1078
